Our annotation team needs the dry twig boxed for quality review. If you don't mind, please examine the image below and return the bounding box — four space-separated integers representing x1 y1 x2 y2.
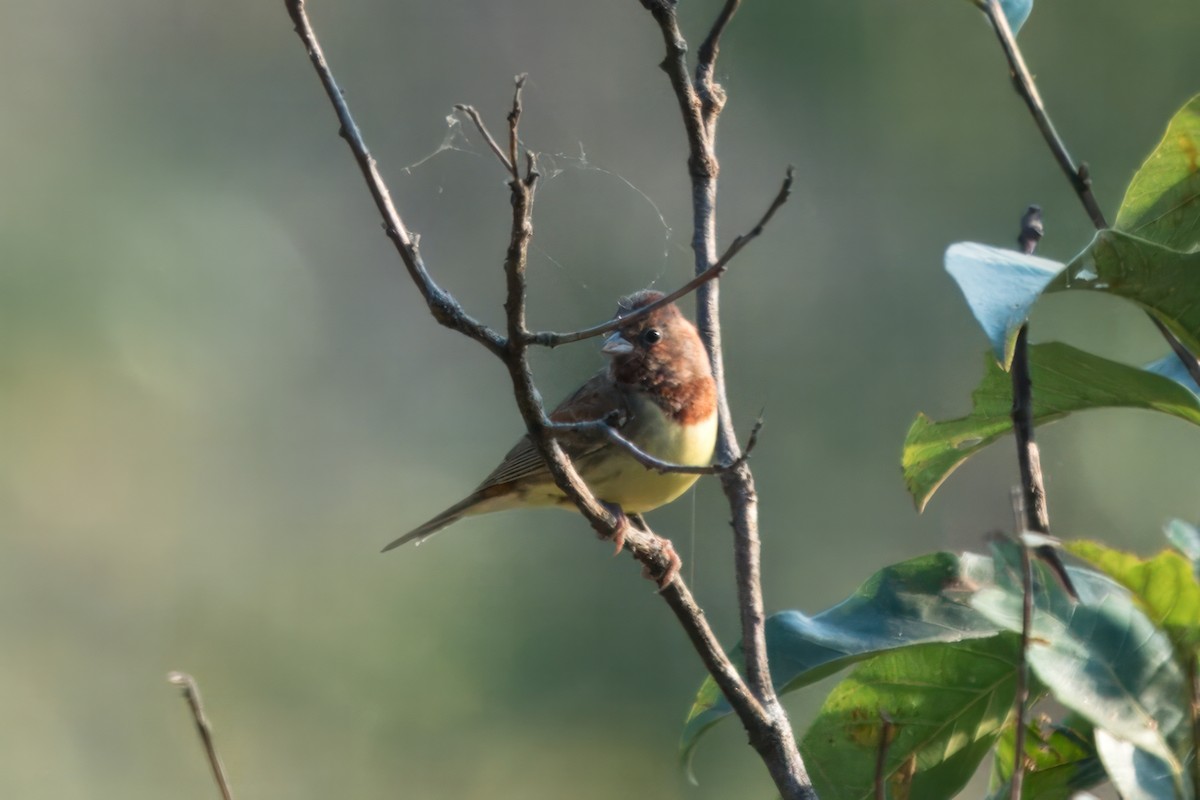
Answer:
168 672 235 800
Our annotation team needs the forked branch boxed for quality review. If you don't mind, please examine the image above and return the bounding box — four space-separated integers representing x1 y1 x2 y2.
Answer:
282 1 806 796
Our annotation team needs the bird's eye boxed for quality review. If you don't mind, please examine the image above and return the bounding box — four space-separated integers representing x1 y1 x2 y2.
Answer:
641 328 662 345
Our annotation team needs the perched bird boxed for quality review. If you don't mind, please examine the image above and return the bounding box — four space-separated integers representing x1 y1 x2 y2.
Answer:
383 289 718 553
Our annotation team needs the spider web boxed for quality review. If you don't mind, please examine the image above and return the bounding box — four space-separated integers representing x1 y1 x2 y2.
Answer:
396 111 675 291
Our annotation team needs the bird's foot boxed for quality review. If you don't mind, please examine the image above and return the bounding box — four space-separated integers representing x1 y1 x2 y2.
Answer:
598 505 679 590
599 501 631 555
643 535 681 591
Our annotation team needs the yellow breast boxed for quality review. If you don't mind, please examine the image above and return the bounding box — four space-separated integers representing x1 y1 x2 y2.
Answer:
575 398 718 513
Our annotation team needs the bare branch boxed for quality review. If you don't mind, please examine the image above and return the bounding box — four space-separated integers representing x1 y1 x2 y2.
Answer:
455 104 514 175
979 1 1106 229
549 414 764 475
527 167 793 348
696 0 740 121
1007 492 1034 800
1011 206 1049 534
639 3 814 798
284 0 505 356
1009 207 1077 602
168 672 235 800
508 74 527 181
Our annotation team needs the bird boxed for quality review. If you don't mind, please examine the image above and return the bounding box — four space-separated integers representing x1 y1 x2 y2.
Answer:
382 289 718 560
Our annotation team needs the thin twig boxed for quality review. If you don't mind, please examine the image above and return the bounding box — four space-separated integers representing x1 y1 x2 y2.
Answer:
168 672 235 800
1007 492 1034 800
284 0 505 357
978 0 1200 387
639 2 814 798
696 0 740 121
454 104 514 175
1011 208 1078 599
549 414 764 475
507 74 527 182
875 711 894 800
526 167 793 348
284 0 779 784
979 1 1105 229
1012 206 1049 534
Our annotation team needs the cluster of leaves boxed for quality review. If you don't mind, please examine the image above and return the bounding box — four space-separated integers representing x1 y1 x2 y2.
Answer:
904 93 1200 510
683 525 1200 799
683 90 1200 798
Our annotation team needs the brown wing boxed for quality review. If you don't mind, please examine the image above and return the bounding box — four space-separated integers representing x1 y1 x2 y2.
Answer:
473 370 629 491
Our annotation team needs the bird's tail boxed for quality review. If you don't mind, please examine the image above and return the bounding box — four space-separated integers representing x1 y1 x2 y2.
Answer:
381 494 481 552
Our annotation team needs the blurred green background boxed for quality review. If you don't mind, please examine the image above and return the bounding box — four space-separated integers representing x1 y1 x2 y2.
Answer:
3 0 1199 797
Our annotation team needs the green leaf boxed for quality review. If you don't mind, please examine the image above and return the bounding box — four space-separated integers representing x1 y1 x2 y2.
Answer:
1115 93 1200 253
973 542 1188 781
1065 540 1200 651
945 242 1064 367
986 715 1106 800
680 553 1003 773
903 342 1200 510
800 636 1018 800
1048 230 1200 355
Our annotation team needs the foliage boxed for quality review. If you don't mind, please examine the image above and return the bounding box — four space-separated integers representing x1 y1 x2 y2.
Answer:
685 529 1200 799
685 66 1200 799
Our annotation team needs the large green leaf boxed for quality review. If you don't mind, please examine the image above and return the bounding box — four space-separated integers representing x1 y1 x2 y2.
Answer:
1115 93 1200 253
986 714 1106 800
800 636 1018 800
1048 230 1200 355
1065 540 1200 652
679 552 1001 772
903 342 1200 510
974 542 1189 781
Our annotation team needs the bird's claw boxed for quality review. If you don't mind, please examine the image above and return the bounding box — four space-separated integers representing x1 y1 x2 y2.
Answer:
598 504 679 590
599 501 630 555
644 536 681 591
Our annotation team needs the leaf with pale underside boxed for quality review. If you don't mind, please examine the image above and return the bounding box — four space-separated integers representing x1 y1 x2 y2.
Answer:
1095 729 1187 800
1115 93 1200 253
945 242 1064 367
974 540 1189 784
903 342 1200 510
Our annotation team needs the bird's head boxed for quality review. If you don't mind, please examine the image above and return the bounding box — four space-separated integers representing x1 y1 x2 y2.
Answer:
602 291 714 416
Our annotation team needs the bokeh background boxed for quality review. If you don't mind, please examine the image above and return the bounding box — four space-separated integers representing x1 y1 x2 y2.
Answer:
3 0 1199 797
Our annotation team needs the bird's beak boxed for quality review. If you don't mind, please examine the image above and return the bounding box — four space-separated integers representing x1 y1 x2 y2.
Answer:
601 331 634 356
